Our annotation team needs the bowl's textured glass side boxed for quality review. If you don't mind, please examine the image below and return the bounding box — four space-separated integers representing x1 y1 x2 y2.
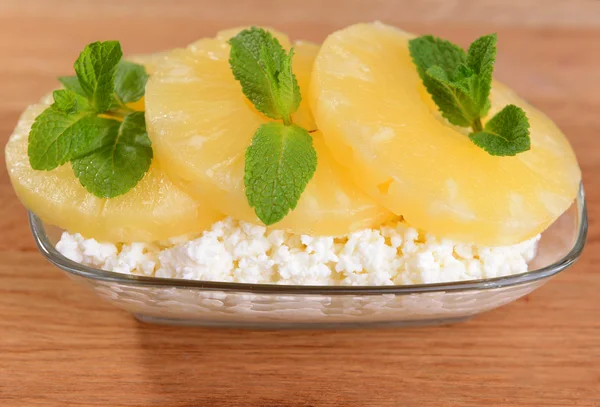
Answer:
30 183 586 327
68 274 547 328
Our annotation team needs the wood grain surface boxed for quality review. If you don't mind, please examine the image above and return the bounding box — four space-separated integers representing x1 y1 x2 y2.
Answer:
0 1 599 406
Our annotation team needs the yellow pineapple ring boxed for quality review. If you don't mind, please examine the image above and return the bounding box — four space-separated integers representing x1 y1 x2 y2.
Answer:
145 28 392 235
310 22 581 245
5 55 223 243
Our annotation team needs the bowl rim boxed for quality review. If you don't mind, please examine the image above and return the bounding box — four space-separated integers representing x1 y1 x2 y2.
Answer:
29 183 587 295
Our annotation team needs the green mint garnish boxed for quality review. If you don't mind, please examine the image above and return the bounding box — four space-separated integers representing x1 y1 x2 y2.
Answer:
28 98 99 170
52 89 84 113
409 33 530 156
74 41 123 112
229 27 301 125
28 40 152 198
229 27 317 225
245 122 317 225
466 34 496 117
72 112 152 197
469 104 530 156
114 61 149 104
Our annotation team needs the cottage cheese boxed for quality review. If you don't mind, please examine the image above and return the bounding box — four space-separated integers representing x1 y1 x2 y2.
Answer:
56 217 540 286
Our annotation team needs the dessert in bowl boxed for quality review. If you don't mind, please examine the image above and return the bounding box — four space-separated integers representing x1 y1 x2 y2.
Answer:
6 23 586 327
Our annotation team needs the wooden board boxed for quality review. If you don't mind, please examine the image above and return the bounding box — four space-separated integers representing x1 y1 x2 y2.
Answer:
0 1 598 406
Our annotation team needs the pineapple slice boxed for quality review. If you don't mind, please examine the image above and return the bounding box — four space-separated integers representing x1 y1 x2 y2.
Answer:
145 29 392 235
5 56 223 243
310 22 581 245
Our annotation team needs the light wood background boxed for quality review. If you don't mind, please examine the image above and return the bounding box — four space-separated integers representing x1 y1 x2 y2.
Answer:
0 1 598 406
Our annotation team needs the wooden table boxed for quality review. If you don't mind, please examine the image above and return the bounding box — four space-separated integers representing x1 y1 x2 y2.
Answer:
0 1 598 405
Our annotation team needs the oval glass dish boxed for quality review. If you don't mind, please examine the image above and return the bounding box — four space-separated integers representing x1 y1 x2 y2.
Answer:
29 183 587 328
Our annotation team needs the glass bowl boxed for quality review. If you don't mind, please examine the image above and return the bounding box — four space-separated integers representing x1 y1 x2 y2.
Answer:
29 184 587 328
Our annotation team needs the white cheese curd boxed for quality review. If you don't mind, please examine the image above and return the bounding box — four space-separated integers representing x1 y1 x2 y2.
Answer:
56 217 540 286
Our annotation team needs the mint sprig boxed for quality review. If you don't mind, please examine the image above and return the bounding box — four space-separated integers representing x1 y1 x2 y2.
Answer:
28 41 152 198
229 27 317 225
409 34 530 156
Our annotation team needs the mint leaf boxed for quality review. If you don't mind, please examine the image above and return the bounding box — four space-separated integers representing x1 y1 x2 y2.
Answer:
469 105 530 156
52 89 92 114
114 60 148 104
74 41 122 112
453 63 476 85
409 35 473 126
245 122 317 225
52 89 78 113
58 76 86 97
467 34 497 116
451 64 481 118
72 112 152 198
229 27 300 123
409 35 466 82
28 107 102 170
426 66 478 127
274 47 301 121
